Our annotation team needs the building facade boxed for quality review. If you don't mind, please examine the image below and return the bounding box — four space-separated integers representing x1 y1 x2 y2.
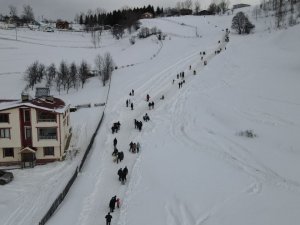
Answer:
0 96 71 167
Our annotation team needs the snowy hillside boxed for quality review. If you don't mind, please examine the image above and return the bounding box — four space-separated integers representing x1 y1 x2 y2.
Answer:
0 8 300 225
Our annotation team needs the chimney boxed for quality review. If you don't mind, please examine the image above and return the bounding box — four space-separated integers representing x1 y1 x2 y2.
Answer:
21 94 29 102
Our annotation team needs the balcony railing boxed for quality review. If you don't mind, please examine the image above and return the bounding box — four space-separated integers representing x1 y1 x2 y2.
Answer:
38 119 56 123
38 135 57 140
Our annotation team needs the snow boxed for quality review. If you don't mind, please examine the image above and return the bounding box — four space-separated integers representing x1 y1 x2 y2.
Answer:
1 9 300 225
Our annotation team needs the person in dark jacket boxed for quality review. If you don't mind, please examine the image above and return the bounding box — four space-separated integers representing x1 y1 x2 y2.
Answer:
109 196 116 212
105 212 112 225
117 151 124 163
118 168 123 181
123 167 128 181
113 138 117 147
131 103 134 110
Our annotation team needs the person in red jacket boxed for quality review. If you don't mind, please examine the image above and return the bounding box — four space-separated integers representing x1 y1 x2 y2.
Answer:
116 198 121 208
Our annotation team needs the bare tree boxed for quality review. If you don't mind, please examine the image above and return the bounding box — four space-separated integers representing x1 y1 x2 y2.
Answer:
58 61 70 91
78 61 90 88
70 62 78 89
111 25 125 39
37 63 46 83
101 52 114 86
74 13 80 24
184 0 193 9
24 61 39 90
252 5 262 20
275 0 285 28
22 4 34 23
46 63 56 88
9 5 17 18
91 29 101 48
219 0 230 14
194 1 201 14
94 54 103 78
176 2 183 10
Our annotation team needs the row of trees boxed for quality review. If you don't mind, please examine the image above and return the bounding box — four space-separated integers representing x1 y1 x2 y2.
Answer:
1 4 35 24
259 0 300 28
24 53 114 93
78 5 157 30
207 0 230 14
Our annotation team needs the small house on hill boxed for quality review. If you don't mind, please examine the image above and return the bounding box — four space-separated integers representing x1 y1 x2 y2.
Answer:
141 12 154 19
0 94 71 167
198 10 215 16
180 9 193 15
56 20 69 30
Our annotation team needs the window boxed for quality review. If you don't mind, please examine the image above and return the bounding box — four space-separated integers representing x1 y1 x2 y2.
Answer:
3 148 14 158
0 114 9 123
0 128 10 138
38 127 57 140
37 111 56 122
43 147 55 156
25 127 32 139
24 110 31 122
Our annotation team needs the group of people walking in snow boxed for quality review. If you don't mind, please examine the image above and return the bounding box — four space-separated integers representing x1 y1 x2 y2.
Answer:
129 141 140 153
105 37 228 224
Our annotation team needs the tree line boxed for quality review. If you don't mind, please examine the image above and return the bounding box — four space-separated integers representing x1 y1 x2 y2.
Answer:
78 5 158 30
0 4 35 25
258 0 300 28
24 53 114 94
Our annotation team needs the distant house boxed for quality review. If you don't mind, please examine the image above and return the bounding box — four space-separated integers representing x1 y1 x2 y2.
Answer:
141 12 154 19
198 10 215 16
56 20 69 30
232 4 251 10
0 94 71 167
180 9 193 15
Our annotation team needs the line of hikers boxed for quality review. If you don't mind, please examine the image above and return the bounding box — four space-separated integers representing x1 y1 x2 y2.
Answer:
178 80 185 88
129 141 140 153
111 121 120 134
112 147 124 163
148 101 154 109
106 195 121 225
134 119 143 131
118 166 128 184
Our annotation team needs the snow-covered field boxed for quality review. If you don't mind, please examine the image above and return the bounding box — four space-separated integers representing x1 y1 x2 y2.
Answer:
0 7 300 225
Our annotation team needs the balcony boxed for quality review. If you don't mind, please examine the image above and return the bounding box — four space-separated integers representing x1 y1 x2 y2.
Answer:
38 128 57 140
37 111 56 123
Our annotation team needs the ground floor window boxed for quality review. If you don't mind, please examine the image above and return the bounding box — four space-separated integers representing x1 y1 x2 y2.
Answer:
43 147 55 156
3 148 14 158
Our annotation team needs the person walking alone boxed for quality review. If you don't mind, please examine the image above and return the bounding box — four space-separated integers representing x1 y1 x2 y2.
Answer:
105 213 112 225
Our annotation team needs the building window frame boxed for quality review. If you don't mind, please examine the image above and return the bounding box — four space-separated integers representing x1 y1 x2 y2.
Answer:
0 113 9 123
3 148 14 158
0 128 11 139
37 110 57 123
24 109 31 122
43 146 55 156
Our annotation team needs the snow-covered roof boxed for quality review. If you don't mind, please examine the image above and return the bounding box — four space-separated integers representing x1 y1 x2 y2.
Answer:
0 97 68 113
